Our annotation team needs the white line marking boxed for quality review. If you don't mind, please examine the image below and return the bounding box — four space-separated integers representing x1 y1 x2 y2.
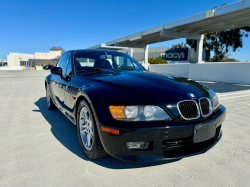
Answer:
238 101 250 105
220 94 250 100
217 91 250 97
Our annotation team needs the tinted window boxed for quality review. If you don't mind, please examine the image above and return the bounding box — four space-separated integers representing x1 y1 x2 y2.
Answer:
61 53 71 77
74 51 144 72
66 58 73 75
57 55 64 67
114 56 140 70
76 57 95 67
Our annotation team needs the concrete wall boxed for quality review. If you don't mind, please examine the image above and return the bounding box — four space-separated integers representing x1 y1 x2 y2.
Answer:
149 63 190 77
149 62 250 85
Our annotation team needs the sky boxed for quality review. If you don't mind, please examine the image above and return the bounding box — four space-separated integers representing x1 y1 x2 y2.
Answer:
0 0 249 61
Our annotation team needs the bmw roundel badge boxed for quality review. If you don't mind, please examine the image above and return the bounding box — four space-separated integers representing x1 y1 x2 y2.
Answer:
188 93 196 99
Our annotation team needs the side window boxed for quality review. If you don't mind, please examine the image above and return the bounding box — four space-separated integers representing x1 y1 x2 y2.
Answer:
125 57 140 69
61 53 71 77
57 55 64 67
126 58 133 68
115 56 138 69
132 62 140 69
66 58 72 75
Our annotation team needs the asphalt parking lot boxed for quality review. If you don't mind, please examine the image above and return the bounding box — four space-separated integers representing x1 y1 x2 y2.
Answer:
1 70 250 187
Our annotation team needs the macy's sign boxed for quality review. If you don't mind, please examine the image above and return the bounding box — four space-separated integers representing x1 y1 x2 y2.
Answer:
161 48 188 61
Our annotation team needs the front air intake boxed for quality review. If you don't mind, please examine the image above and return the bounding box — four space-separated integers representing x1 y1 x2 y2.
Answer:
177 100 200 120
199 98 212 117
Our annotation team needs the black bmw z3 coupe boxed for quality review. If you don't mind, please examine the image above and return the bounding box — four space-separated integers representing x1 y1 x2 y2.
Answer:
45 49 226 162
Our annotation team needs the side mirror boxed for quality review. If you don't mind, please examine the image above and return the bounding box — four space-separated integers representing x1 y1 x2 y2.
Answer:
51 67 62 77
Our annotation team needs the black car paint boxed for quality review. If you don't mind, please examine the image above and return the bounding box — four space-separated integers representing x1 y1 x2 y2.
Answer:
45 49 226 162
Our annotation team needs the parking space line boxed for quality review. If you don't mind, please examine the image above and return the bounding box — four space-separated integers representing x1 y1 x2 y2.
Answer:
238 101 250 105
217 91 250 97
219 94 250 100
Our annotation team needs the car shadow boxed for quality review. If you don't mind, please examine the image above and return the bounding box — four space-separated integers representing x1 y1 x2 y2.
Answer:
33 97 180 169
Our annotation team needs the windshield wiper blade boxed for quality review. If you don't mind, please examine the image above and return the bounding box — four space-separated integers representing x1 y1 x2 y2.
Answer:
116 68 135 70
77 72 102 76
77 68 106 72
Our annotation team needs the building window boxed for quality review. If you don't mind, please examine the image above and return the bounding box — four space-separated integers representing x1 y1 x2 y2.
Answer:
20 61 30 66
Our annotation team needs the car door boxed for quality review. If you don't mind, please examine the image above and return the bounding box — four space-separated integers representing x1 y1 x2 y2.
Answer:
51 53 71 108
64 56 77 114
50 54 64 106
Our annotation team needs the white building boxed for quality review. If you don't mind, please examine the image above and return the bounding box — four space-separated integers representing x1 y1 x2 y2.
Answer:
7 53 34 66
6 50 62 67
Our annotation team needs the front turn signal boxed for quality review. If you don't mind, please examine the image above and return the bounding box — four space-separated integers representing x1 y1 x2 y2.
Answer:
109 106 126 119
101 127 119 135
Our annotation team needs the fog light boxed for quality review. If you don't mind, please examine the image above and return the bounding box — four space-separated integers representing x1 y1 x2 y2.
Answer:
127 141 149 150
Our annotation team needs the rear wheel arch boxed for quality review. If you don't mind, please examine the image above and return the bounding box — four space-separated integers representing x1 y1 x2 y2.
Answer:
46 82 57 110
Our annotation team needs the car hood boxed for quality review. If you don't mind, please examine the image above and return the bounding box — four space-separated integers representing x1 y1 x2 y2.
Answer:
84 70 210 105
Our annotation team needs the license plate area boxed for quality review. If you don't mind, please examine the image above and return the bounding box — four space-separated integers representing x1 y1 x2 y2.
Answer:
193 122 216 143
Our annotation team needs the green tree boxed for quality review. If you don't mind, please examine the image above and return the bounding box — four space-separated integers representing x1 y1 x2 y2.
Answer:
148 57 155 64
186 34 209 51
142 57 168 64
172 42 189 49
187 27 250 62
154 57 168 64
210 54 239 62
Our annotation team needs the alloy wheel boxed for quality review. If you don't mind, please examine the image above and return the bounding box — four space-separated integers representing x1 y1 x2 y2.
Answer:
79 107 94 150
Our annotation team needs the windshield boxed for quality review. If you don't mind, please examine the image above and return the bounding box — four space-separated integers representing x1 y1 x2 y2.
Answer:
74 51 145 72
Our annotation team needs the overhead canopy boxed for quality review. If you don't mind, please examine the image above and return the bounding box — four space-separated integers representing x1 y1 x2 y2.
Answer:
88 44 128 50
105 0 250 47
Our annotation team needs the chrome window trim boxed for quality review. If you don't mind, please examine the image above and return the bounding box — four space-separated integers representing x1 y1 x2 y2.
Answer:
199 97 212 117
177 100 200 120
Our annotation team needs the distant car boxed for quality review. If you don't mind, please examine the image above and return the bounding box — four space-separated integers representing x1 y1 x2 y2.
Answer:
45 49 226 162
43 64 54 70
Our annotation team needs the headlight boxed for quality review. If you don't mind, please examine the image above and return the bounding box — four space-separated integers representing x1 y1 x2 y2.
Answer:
212 94 220 110
109 105 172 121
125 106 138 118
144 106 157 117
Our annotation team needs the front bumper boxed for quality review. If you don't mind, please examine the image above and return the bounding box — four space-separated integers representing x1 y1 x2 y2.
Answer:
95 105 226 162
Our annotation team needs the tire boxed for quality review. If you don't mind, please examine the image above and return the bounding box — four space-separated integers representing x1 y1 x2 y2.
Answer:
77 100 107 159
46 86 57 110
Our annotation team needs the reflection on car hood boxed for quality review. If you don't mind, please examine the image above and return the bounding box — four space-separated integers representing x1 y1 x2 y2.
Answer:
86 70 210 104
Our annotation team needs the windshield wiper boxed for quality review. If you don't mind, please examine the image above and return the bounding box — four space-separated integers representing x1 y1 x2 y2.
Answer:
77 68 106 72
116 68 135 70
77 72 102 77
